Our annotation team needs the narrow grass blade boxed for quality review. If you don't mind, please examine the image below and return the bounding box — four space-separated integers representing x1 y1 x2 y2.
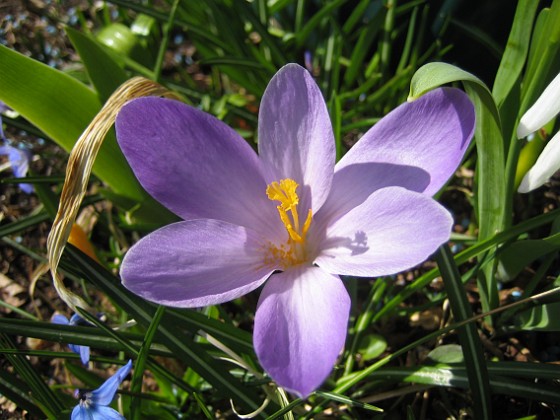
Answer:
0 369 44 417
359 364 560 405
0 334 64 418
130 305 166 419
435 244 491 419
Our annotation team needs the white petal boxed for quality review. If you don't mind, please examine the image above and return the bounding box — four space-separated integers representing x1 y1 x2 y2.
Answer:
518 130 560 192
517 72 560 138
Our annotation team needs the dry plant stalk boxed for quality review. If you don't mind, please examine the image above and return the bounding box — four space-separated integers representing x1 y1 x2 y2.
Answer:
47 77 179 312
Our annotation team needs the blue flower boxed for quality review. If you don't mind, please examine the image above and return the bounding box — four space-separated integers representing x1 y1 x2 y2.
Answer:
71 360 133 420
51 313 90 365
0 110 33 194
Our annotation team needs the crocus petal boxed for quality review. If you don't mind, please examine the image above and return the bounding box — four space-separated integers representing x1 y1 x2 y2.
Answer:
258 64 335 213
116 97 280 236
518 130 560 192
314 186 453 277
320 87 474 222
121 220 274 307
518 72 560 138
91 360 132 406
254 266 350 397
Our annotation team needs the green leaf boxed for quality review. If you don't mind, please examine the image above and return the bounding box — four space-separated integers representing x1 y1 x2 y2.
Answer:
65 26 129 102
357 334 387 362
294 0 347 47
436 245 491 419
492 0 539 108
520 0 560 112
516 301 560 331
426 344 464 364
0 369 44 417
361 364 560 405
497 236 560 282
0 45 143 201
0 334 64 418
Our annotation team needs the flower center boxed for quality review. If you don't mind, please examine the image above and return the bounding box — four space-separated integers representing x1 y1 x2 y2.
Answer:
78 390 92 408
264 178 313 269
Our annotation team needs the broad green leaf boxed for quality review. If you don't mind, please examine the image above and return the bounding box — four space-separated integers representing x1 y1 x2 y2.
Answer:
65 26 129 102
521 0 560 112
426 344 464 364
497 236 560 282
358 333 387 361
516 301 560 331
492 0 539 108
0 45 143 201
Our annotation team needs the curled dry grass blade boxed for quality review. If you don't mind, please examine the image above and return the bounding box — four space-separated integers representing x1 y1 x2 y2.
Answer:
46 77 181 312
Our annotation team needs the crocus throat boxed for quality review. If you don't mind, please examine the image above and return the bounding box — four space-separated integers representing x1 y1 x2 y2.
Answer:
265 178 312 269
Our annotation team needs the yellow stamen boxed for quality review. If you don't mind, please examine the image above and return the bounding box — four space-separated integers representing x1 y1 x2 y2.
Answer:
265 178 313 268
266 179 299 211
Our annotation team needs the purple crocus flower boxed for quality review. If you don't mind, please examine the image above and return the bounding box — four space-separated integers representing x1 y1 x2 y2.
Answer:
71 359 132 420
52 313 90 365
115 64 475 397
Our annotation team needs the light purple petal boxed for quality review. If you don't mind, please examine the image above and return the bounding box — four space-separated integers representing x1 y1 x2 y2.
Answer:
69 314 84 325
254 266 350 397
0 144 33 194
314 186 453 277
91 360 132 406
319 87 474 222
121 220 275 307
67 343 90 365
258 64 335 213
51 314 69 325
71 404 88 420
90 406 126 419
79 345 90 366
116 97 280 236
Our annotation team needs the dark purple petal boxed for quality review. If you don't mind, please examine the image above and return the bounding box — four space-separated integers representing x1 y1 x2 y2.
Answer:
254 266 350 397
116 97 280 236
121 220 275 307
319 87 474 222
314 186 452 276
258 64 335 213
